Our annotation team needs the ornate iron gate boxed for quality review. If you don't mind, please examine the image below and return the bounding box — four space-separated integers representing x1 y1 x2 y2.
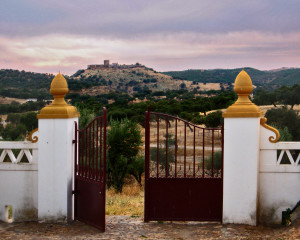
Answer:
144 110 223 222
74 108 107 231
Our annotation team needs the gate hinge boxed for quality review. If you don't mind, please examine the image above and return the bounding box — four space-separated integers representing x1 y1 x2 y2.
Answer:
72 139 77 144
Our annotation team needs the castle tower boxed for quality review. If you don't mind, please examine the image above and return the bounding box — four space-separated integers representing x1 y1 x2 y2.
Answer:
104 60 109 68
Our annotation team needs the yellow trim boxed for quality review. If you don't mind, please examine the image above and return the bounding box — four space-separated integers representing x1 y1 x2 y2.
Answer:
260 118 280 143
223 70 262 118
29 128 38 143
37 73 80 119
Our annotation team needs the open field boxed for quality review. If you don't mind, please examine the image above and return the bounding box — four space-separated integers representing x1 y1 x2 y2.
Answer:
0 97 27 104
106 177 144 216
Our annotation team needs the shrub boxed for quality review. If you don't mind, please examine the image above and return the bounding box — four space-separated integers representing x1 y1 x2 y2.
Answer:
107 119 142 192
150 134 175 171
265 107 300 141
204 151 222 176
205 111 223 128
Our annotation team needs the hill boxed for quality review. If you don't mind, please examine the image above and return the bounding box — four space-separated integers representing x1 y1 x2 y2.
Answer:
72 66 222 96
163 67 300 89
0 66 299 100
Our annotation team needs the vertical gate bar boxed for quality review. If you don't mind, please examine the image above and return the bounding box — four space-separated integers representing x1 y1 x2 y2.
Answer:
212 129 214 178
175 119 177 178
221 123 224 179
145 110 150 180
202 128 205 178
92 121 95 179
184 123 186 177
144 110 150 222
85 128 88 177
102 108 107 231
83 131 85 176
96 118 99 181
74 122 78 176
193 126 195 177
86 128 89 177
81 130 84 177
165 116 168 178
89 122 92 178
78 131 81 177
100 118 103 180
103 108 107 181
157 115 159 178
74 121 78 218
74 122 78 177
221 123 224 223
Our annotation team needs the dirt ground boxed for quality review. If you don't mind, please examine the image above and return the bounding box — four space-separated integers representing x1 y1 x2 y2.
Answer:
0 97 27 105
0 216 299 240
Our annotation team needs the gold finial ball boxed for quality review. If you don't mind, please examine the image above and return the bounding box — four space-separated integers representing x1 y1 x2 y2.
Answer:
50 73 69 96
234 70 253 94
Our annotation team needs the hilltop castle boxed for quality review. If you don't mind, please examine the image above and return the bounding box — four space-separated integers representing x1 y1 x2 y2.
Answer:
87 60 144 70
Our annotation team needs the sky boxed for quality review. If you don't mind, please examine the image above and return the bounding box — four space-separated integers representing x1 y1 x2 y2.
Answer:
1 0 300 75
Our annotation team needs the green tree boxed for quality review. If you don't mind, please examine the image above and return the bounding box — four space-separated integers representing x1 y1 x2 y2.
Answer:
77 107 96 129
205 151 222 176
150 133 175 171
265 107 300 141
107 119 142 192
277 85 300 109
128 155 144 186
1 123 26 140
205 111 223 128
20 112 38 132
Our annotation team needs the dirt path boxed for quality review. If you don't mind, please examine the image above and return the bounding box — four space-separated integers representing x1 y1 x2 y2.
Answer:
0 216 299 240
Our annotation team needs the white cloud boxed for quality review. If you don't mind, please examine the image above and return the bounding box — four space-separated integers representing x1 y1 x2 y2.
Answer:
0 31 299 74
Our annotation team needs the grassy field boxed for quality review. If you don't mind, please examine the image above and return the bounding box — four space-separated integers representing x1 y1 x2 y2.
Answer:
106 177 144 217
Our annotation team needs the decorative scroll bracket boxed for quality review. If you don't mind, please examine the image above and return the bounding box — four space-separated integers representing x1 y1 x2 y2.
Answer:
260 118 280 143
29 128 39 143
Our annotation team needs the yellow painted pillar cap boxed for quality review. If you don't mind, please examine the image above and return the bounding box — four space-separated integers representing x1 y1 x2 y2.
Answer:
37 73 80 119
223 70 262 118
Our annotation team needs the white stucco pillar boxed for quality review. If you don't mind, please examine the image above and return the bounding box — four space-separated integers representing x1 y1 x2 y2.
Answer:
222 70 262 225
37 73 79 222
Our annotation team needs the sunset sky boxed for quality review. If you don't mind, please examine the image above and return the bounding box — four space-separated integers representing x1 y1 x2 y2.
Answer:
1 0 300 75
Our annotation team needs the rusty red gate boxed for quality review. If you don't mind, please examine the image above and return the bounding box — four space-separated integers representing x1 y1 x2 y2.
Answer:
144 110 223 222
73 108 107 231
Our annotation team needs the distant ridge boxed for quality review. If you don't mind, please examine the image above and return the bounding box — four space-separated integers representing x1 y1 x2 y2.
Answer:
163 67 300 88
0 66 299 100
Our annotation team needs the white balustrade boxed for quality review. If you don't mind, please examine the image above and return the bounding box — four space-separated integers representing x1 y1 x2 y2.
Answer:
260 141 300 173
0 141 38 171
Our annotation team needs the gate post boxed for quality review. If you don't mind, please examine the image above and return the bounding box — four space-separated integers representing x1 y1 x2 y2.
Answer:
37 73 79 222
222 70 262 225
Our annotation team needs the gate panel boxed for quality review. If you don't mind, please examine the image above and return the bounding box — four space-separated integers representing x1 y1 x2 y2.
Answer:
145 110 223 222
147 178 222 221
74 108 107 232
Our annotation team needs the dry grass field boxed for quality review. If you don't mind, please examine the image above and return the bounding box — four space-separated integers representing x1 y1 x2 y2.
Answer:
106 177 144 216
78 67 222 96
0 97 27 104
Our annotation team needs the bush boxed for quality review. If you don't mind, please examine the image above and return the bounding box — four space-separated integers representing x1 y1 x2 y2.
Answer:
1 123 26 140
150 134 175 171
78 108 96 129
205 111 223 128
204 151 222 176
265 107 300 141
107 119 142 192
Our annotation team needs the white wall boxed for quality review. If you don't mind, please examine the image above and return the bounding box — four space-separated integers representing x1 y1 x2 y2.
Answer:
259 126 300 224
38 118 77 222
223 118 260 225
0 142 38 222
